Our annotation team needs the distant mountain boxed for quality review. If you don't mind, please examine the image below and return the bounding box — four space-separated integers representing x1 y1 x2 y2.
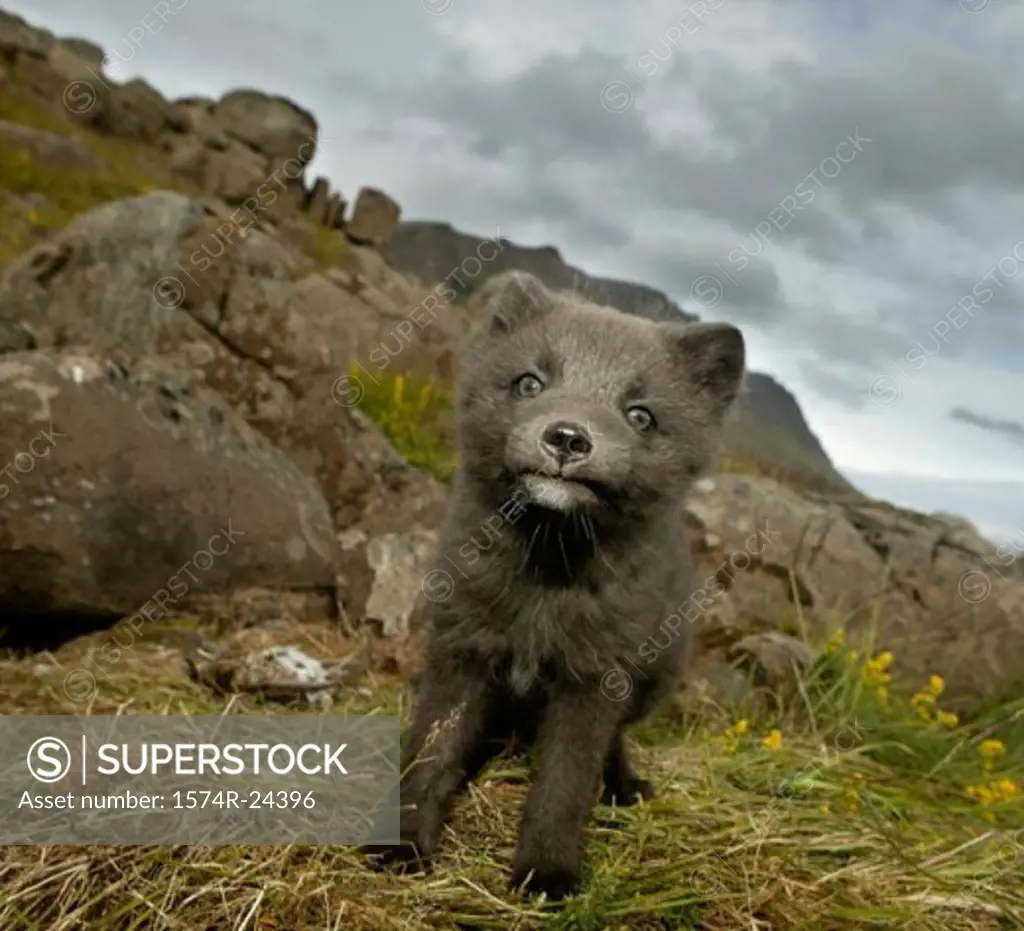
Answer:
384 221 690 322
842 469 1024 547
384 221 850 492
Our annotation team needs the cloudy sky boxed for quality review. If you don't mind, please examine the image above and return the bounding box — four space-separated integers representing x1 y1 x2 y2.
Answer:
10 0 1024 543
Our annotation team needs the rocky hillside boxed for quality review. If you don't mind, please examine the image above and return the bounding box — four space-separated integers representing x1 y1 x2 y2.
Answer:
0 6 1021 710
386 221 847 493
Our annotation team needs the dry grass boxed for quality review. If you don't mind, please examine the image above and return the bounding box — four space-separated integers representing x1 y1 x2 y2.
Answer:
0 616 1020 930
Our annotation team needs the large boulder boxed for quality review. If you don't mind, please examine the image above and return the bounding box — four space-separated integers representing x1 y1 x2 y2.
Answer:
0 348 339 626
683 474 1024 710
0 192 445 534
212 89 318 165
0 192 376 388
101 77 185 141
201 140 271 204
173 97 231 150
346 188 401 247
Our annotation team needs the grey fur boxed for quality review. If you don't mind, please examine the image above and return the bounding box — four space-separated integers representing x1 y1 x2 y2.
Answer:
369 271 745 900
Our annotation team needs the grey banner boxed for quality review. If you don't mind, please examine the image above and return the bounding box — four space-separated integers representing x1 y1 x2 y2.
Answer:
0 715 399 845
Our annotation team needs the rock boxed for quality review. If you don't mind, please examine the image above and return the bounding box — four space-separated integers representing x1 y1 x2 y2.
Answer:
0 9 54 61
306 177 331 225
16 38 113 130
218 270 384 386
0 192 322 367
729 632 817 688
303 180 346 230
324 192 346 229
166 133 207 182
323 268 354 291
212 89 318 165
684 657 756 710
174 98 230 150
203 141 270 205
363 529 438 638
346 188 401 247
56 37 103 69
103 78 183 141
345 244 434 324
0 349 340 626
684 474 1024 709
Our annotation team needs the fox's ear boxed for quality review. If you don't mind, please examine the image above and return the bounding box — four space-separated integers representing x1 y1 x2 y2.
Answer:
663 321 746 411
489 271 555 334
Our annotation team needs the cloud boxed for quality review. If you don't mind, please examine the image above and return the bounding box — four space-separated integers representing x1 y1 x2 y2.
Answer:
322 0 1024 409
950 408 1024 446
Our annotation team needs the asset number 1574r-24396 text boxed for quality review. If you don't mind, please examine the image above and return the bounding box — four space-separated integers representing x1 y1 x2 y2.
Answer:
172 790 316 809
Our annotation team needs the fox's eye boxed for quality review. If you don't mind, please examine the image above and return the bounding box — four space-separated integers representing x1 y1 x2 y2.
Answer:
626 406 655 431
513 373 544 399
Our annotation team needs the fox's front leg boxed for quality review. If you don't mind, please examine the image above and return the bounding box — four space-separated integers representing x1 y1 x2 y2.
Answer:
370 663 498 867
509 686 621 899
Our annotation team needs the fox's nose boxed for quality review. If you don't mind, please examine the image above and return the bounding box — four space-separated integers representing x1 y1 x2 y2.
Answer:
541 421 593 463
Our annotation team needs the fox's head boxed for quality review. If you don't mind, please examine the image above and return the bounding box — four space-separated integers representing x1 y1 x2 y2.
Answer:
456 272 746 523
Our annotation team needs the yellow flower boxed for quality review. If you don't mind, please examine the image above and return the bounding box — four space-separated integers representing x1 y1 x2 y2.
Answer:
761 729 783 752
911 691 936 708
928 675 945 697
994 778 1019 801
392 374 405 407
819 803 830 814
846 649 860 664
722 719 749 742
864 658 892 687
979 739 1006 761
875 686 889 706
824 629 846 654
967 778 1019 808
935 710 959 728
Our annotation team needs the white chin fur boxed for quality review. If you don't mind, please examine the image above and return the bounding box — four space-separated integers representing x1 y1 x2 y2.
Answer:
521 475 594 512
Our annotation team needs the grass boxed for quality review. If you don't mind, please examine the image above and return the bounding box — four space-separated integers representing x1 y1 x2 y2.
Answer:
352 364 458 482
0 615 1020 930
308 224 350 269
0 76 187 264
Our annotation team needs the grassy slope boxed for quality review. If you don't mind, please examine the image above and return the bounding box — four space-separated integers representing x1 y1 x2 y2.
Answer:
0 75 170 264
0 618 1020 930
